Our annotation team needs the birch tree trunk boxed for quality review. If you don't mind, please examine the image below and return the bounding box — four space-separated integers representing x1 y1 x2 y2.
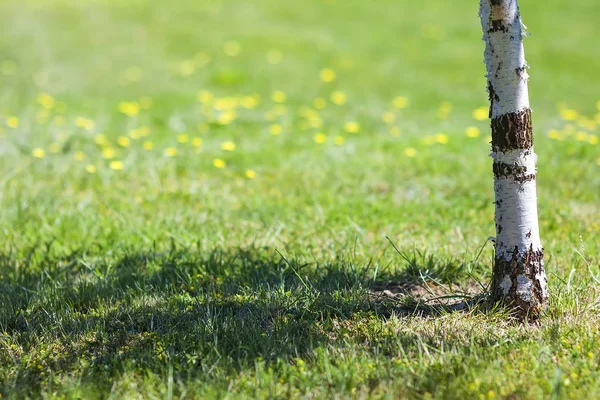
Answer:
479 0 548 319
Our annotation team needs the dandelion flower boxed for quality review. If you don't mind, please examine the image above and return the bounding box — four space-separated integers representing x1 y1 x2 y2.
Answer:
85 164 96 174
435 133 448 144
109 160 124 170
272 90 287 103
102 148 116 159
393 96 408 109
330 91 347 105
404 147 417 157
560 109 578 121
245 169 257 179
32 148 45 158
192 137 202 147
6 116 19 128
143 141 153 150
118 101 140 117
270 124 282 135
241 96 259 109
117 136 131 147
319 68 336 83
165 147 177 157
178 134 189 143
589 134 598 145
213 158 226 169
74 151 85 161
547 130 562 140
314 133 326 144
344 121 360 133
465 126 480 138
197 91 213 104
334 135 345 145
472 107 488 121
221 141 236 151
37 93 55 109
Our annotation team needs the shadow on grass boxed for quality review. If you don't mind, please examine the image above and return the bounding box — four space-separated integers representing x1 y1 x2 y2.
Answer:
0 245 491 393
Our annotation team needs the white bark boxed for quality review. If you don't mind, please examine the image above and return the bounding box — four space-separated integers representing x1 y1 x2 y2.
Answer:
480 0 548 317
480 0 530 118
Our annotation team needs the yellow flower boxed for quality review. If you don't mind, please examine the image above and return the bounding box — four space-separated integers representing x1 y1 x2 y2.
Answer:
143 140 153 150
314 133 326 144
32 148 45 158
85 164 96 174
266 49 282 65
221 141 236 151
109 160 124 170
382 112 395 124
37 93 55 109
102 148 116 159
192 137 202 148
597 100 600 112
117 136 130 147
6 116 19 128
334 135 345 145
435 133 448 144
164 147 177 157
319 68 336 83
344 121 360 133
245 169 257 179
547 130 562 140
178 134 189 143
74 151 85 161
270 124 282 135
213 158 226 169
393 96 408 109
197 91 213 104
241 96 259 109
223 40 241 57
404 147 417 157
588 134 598 145
272 90 287 103
217 110 236 125
330 91 347 105
118 101 140 117
472 107 488 121
465 126 480 138
560 108 578 121
313 97 327 110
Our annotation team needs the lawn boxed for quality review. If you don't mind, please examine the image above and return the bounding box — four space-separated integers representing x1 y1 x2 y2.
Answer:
1 0 600 398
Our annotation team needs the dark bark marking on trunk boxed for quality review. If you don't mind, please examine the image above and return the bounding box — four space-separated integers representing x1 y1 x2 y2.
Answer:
493 162 535 183
491 108 533 152
491 246 546 320
487 81 500 118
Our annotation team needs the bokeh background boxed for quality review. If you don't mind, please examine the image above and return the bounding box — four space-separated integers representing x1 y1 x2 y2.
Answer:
1 0 600 398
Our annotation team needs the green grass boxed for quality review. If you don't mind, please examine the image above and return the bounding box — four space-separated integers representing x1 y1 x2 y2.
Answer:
1 0 600 398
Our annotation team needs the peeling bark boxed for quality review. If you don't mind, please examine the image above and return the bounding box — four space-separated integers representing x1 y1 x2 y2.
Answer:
480 0 548 320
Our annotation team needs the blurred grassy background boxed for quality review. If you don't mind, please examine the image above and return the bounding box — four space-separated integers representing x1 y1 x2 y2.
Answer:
1 0 600 398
